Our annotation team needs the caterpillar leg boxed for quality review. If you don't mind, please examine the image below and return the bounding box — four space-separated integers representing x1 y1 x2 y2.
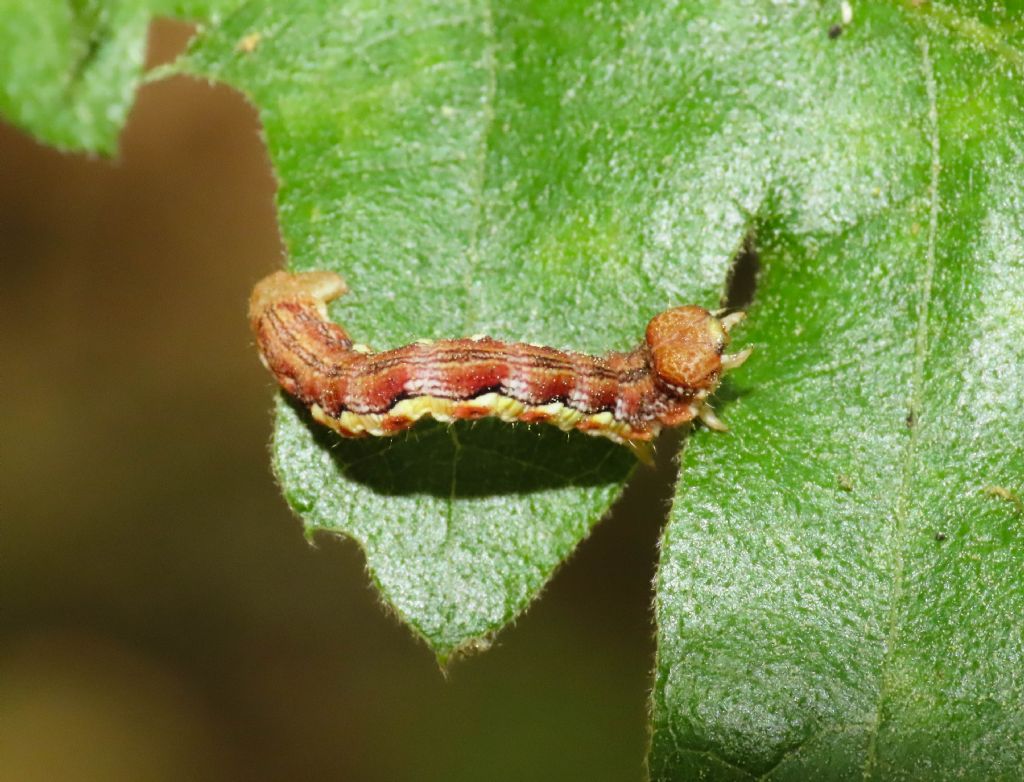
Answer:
625 440 655 466
697 402 728 432
721 346 753 371
719 311 746 333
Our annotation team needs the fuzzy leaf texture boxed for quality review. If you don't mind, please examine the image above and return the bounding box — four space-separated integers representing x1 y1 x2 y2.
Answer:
0 1 242 153
178 0 748 660
2 1 1021 777
643 3 1024 781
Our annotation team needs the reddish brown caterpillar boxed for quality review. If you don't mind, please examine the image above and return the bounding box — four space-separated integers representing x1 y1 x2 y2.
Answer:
250 271 751 462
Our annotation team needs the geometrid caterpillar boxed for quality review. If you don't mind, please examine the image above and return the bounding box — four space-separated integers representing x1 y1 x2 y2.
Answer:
250 271 751 461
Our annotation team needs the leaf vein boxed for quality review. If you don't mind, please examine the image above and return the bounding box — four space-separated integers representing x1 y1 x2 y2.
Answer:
350 13 481 61
459 0 497 333
860 35 941 780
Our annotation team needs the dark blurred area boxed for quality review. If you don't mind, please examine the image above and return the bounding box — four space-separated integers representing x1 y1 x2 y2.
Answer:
1 20 679 782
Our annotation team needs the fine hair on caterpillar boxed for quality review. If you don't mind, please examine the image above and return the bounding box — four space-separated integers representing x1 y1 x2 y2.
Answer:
249 270 752 463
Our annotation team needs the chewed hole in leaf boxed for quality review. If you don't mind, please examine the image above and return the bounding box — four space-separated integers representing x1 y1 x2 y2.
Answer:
723 229 761 312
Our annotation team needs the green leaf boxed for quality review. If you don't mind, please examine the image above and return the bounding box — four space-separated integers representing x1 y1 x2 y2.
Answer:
175 0 758 658
649 3 1024 780
6 0 1019 770
0 0 238 154
274 398 634 657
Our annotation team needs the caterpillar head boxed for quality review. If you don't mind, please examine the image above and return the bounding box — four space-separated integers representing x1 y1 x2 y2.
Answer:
645 306 751 429
646 306 728 391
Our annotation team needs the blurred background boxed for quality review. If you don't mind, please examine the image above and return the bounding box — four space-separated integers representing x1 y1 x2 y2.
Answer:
1 19 682 782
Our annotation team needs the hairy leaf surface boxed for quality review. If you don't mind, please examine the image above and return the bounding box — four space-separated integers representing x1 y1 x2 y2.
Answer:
2 1 1020 773
177 0 752 657
648 3 1024 779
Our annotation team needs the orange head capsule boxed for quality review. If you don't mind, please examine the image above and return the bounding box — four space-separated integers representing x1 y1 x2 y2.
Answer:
645 306 727 394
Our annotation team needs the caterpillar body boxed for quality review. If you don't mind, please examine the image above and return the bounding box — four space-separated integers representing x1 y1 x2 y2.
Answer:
249 271 751 462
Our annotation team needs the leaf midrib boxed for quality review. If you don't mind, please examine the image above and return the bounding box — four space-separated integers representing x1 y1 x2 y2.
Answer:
898 0 1024 76
448 0 498 532
859 34 942 781
458 0 497 335
684 31 949 782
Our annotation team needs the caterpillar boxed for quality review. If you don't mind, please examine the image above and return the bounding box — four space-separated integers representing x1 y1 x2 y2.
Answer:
250 271 751 462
